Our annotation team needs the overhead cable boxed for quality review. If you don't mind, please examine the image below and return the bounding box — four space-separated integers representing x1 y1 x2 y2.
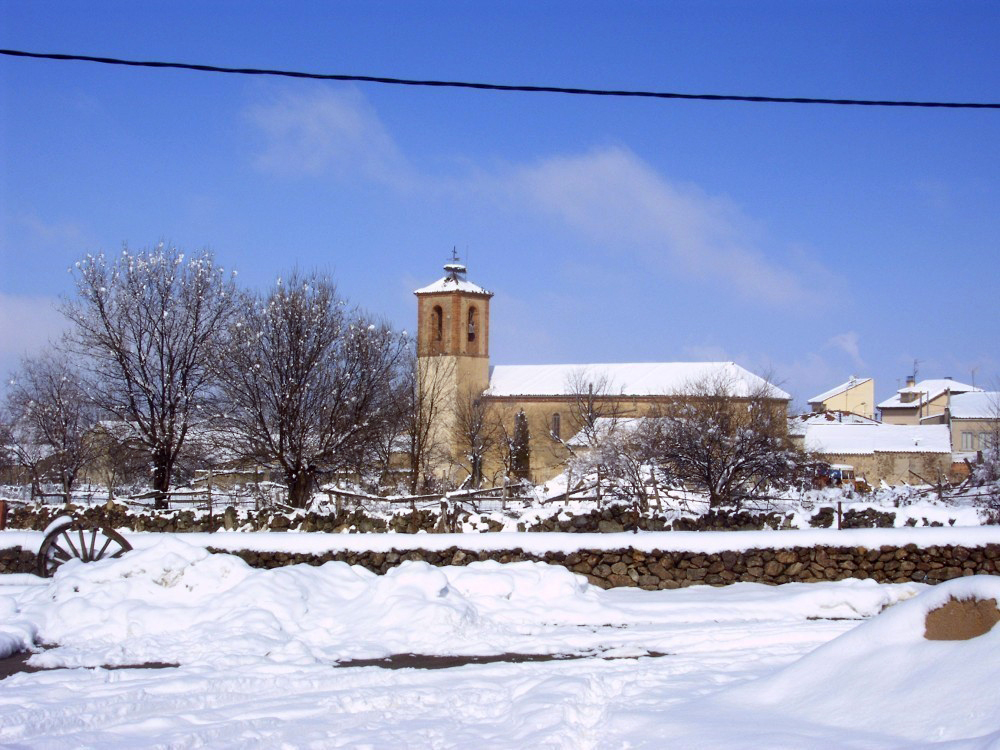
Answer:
1 48 998 109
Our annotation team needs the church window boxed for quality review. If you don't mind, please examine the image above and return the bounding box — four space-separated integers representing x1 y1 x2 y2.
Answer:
432 305 443 341
551 412 561 439
467 306 477 342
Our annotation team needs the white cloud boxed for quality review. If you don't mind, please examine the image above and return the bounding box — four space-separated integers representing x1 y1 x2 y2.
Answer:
243 89 824 307
0 293 67 378
245 87 409 182
825 331 865 368
16 212 87 247
503 146 814 305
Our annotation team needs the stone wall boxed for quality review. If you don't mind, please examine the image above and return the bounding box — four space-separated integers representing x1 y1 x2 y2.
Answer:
3 541 997 586
209 543 1000 589
0 503 800 535
0 547 36 574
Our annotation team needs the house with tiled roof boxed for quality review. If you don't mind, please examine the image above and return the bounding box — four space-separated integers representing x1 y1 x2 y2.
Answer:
802 421 953 485
945 391 1000 458
807 377 874 419
878 377 980 425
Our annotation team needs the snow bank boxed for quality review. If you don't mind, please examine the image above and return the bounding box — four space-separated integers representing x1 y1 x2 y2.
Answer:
13 538 612 669
5 537 924 673
723 575 1000 745
4 537 990 749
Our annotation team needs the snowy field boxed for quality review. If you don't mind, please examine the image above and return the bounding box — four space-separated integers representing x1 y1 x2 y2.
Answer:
2 537 999 748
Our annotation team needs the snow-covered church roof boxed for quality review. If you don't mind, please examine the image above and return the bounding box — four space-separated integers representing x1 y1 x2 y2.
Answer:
485 362 790 400
413 260 492 296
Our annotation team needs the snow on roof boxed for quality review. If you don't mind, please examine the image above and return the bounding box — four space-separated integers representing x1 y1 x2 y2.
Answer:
807 377 871 405
948 391 1000 420
486 362 790 400
413 275 492 296
804 423 951 455
878 378 980 410
787 411 879 437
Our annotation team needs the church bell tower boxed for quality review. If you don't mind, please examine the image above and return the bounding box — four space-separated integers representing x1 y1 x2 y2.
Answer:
413 255 493 478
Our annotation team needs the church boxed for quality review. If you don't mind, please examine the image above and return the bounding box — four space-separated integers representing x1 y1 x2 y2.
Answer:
413 260 791 486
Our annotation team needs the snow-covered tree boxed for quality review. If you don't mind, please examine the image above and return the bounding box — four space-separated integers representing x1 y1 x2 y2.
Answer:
653 372 800 509
568 417 672 511
62 244 237 507
218 272 407 508
5 351 98 501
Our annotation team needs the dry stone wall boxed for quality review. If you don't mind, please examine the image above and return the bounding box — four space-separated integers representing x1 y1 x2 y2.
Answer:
209 543 1000 589
2 541 998 586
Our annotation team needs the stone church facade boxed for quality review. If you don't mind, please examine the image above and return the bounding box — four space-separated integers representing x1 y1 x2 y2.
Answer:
414 262 791 486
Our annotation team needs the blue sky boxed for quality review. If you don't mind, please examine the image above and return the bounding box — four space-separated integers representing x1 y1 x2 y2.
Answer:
1 1 998 408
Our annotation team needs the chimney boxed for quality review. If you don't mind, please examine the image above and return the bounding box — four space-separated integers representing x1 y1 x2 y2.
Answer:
905 375 916 388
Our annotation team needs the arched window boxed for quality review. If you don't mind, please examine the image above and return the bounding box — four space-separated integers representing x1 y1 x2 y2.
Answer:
467 306 477 342
551 412 561 440
432 305 443 342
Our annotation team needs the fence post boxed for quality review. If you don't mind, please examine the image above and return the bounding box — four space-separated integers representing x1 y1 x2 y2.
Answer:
0 499 6 530
837 500 842 530
207 469 214 532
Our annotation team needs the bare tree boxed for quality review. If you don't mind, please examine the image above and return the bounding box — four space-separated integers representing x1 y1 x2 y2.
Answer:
61 244 237 507
562 368 627 448
0 416 14 481
389 349 456 495
554 369 630 501
653 372 798 509
452 388 499 488
218 272 407 508
5 352 98 502
968 389 1000 515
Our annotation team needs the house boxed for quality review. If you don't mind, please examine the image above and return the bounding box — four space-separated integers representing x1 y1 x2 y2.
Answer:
787 410 879 451
878 376 980 425
807 377 874 418
802 421 953 486
414 261 790 484
946 391 999 458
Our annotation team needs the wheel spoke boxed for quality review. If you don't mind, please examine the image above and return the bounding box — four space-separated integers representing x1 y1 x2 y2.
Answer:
95 535 115 560
48 543 72 562
78 530 91 562
87 528 99 560
61 531 81 559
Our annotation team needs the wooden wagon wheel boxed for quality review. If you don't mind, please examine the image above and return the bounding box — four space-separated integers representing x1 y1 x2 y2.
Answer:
37 515 133 578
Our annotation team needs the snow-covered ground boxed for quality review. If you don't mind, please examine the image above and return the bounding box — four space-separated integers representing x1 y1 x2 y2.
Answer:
1 537 999 748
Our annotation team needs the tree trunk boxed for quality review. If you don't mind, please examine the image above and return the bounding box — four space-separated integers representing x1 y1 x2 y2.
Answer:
151 452 172 510
288 469 315 509
61 470 73 504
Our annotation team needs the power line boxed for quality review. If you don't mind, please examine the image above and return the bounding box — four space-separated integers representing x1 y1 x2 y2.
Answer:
2 48 998 110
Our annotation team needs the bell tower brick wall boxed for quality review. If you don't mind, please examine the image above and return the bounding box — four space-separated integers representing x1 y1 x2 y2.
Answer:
414 266 493 483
